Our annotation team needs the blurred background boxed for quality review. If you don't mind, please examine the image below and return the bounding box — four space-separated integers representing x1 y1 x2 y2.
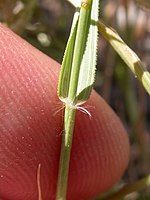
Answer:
0 0 150 199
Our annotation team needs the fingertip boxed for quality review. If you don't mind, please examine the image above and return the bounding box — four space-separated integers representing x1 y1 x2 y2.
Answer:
0 23 130 200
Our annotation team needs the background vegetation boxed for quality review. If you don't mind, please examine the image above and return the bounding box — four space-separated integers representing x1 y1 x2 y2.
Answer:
0 0 150 199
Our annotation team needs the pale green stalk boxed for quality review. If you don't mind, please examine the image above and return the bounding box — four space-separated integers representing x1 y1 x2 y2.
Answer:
56 0 99 199
56 105 76 200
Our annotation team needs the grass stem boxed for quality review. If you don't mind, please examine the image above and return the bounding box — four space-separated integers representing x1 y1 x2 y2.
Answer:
56 105 76 200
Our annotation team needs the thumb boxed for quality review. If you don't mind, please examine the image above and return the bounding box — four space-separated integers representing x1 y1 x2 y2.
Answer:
0 23 129 200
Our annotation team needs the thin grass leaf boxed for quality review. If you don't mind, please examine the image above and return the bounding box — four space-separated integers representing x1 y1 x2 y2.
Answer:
98 20 150 95
58 8 79 100
76 0 99 103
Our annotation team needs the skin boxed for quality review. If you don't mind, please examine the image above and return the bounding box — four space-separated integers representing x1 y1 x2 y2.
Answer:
0 23 130 200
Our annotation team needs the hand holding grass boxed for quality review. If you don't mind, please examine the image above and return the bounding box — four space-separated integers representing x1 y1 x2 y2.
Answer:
0 24 129 200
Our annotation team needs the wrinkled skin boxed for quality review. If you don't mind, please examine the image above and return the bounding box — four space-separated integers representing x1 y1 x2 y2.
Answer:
0 24 130 200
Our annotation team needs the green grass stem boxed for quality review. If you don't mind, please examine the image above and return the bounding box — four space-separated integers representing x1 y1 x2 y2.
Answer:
56 106 76 200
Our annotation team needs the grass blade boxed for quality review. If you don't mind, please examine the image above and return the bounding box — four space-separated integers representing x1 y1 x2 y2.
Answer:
58 8 79 100
76 0 99 103
98 20 150 95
